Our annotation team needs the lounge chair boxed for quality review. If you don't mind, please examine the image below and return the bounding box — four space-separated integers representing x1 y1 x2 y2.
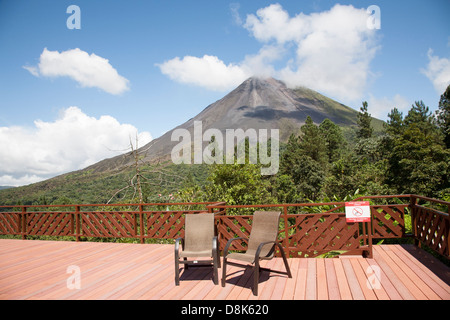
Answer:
221 211 292 295
174 213 220 285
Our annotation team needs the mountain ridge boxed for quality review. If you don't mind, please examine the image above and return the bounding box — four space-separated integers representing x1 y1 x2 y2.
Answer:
0 77 384 204
86 77 378 173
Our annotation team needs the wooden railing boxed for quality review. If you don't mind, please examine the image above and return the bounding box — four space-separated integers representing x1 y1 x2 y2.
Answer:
0 202 218 244
207 203 372 258
1 195 449 259
409 195 449 258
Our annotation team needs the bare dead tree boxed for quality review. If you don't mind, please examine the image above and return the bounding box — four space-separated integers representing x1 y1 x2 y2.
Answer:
107 133 187 205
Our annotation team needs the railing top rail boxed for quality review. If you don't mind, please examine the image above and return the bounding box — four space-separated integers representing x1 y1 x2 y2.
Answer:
414 204 450 217
353 194 449 206
205 202 347 209
412 195 450 207
0 201 222 209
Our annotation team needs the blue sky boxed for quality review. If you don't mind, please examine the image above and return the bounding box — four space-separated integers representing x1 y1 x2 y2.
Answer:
0 0 449 186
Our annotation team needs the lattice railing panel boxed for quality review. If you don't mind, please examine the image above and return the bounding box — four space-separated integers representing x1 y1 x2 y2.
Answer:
286 213 362 257
371 205 407 238
414 206 449 257
27 212 74 236
0 212 20 235
81 212 135 238
217 215 255 251
145 210 208 239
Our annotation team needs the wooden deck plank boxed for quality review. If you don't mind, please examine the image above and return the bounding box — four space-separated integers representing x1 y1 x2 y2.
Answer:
382 245 439 300
341 258 365 300
255 259 279 300
324 259 340 300
5 242 122 299
349 258 377 300
271 259 289 300
391 245 450 300
332 259 352 300
377 245 428 300
293 258 308 300
0 239 449 300
316 259 328 300
366 257 402 300
281 258 298 300
372 245 414 300
358 258 390 300
401 244 450 285
305 259 317 300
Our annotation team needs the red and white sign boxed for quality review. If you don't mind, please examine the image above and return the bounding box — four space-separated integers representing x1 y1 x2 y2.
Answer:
345 201 371 223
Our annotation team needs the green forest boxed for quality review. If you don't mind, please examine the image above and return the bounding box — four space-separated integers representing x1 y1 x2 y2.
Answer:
175 85 450 206
1 85 449 207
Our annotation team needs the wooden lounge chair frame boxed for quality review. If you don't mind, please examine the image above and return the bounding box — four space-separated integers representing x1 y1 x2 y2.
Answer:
221 211 292 296
174 213 220 285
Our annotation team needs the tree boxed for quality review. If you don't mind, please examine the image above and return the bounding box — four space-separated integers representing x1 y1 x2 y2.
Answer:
107 134 186 204
272 174 300 204
299 116 327 165
357 101 373 139
319 118 345 162
202 161 275 207
290 156 325 200
436 85 450 148
279 117 327 201
385 107 403 135
280 133 302 176
385 101 450 196
404 100 434 128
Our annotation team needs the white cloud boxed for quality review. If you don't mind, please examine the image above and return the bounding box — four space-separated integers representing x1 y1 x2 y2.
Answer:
24 48 130 95
244 3 308 44
22 65 39 77
421 49 450 94
0 174 43 187
246 4 379 102
0 107 152 186
230 3 243 26
157 54 250 91
367 94 410 120
241 45 284 78
157 4 380 103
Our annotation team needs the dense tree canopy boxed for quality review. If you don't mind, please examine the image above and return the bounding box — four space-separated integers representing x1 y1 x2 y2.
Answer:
6 87 448 207
176 89 449 205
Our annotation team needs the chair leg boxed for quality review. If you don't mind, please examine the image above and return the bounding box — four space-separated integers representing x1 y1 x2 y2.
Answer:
212 249 219 285
217 249 221 268
253 260 260 296
175 258 180 286
221 257 227 287
214 238 221 269
277 243 292 278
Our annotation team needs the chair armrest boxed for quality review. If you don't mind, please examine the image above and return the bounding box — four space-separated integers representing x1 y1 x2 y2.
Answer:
255 241 278 260
174 237 184 258
223 237 247 258
212 236 218 253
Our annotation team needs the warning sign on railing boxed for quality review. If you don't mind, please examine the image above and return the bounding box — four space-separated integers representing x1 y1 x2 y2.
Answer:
345 201 371 223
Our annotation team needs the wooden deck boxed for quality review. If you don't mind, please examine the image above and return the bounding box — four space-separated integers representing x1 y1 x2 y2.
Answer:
0 239 449 301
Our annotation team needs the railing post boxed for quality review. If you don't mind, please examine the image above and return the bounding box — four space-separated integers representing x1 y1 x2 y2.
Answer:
283 206 290 257
446 216 450 258
366 220 373 258
21 206 27 240
139 204 144 244
75 206 80 242
409 195 420 248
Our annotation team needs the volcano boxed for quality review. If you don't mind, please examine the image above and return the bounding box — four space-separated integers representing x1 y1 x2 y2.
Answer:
85 77 371 173
1 77 384 204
